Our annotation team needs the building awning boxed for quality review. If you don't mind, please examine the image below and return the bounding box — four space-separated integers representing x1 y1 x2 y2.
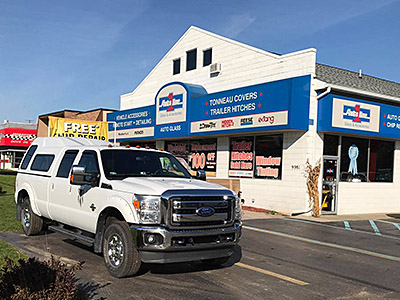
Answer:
318 93 400 140
108 75 311 142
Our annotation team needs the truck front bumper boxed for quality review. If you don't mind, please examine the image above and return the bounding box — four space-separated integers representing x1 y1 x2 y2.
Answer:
130 221 242 264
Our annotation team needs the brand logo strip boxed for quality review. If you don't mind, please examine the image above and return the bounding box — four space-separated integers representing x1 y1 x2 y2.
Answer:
109 126 154 140
190 111 288 133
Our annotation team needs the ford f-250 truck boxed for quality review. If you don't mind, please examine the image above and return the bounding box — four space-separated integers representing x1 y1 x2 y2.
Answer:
15 137 242 277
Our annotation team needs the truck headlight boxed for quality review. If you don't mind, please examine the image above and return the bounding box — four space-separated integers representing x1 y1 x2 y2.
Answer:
235 195 242 221
133 194 161 224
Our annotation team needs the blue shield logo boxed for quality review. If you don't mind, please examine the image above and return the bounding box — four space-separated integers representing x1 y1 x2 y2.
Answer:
196 206 215 217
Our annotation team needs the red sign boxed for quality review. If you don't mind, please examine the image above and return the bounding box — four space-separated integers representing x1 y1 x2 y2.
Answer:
0 128 37 147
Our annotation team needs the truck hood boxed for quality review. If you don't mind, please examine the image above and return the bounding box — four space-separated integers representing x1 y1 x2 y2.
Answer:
110 177 230 196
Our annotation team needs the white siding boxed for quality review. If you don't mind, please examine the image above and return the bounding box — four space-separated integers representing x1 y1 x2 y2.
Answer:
120 26 316 110
336 140 400 214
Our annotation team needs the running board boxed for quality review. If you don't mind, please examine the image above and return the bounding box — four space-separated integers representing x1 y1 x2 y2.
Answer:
48 224 95 245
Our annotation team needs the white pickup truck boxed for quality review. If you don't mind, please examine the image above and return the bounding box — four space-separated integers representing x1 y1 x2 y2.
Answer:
15 137 242 277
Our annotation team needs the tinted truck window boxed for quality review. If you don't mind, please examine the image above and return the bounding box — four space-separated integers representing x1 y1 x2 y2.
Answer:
57 150 79 178
20 145 38 170
79 150 99 173
31 154 55 172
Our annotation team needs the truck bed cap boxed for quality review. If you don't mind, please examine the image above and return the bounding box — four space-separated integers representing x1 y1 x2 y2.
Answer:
33 137 110 148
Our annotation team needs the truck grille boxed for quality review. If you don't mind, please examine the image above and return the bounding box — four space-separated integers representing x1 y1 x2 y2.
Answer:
167 195 234 228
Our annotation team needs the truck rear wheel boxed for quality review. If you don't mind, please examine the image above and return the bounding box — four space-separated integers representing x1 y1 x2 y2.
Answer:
103 219 141 278
21 197 43 236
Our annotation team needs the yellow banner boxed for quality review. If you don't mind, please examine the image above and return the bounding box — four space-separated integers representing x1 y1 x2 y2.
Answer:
49 117 109 140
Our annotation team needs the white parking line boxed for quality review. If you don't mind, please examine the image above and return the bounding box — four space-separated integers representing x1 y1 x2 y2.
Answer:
281 218 400 241
369 220 382 235
343 221 351 230
243 225 400 262
374 219 400 232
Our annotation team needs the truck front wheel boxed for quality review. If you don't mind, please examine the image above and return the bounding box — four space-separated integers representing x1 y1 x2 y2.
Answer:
21 197 43 236
103 219 141 278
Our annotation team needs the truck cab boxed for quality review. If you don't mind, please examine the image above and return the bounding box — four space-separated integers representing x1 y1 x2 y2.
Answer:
15 137 242 277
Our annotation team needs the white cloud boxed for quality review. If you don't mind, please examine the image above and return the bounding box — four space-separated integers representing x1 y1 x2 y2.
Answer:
220 13 256 38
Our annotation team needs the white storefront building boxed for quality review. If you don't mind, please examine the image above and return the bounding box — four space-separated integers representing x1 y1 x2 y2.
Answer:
108 26 400 215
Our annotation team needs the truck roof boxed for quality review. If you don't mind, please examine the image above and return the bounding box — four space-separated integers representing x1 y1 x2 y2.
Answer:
33 137 110 148
30 137 164 154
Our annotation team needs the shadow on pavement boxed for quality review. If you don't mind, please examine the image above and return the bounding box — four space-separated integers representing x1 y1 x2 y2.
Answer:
387 214 400 219
137 245 242 276
64 236 242 277
77 280 110 300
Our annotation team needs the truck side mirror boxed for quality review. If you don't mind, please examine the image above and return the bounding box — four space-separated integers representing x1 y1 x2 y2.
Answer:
70 165 99 186
195 170 206 181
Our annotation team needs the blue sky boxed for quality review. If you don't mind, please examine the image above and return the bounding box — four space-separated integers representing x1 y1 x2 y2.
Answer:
1 0 399 123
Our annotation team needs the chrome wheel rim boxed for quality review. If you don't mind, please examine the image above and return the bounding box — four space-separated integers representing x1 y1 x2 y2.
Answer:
23 207 31 229
107 234 124 267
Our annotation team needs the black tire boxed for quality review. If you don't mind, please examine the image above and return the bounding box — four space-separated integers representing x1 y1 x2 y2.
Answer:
102 219 141 278
201 256 230 266
21 197 43 236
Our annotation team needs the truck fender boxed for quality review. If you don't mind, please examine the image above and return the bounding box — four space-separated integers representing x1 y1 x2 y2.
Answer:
93 197 138 253
16 183 41 219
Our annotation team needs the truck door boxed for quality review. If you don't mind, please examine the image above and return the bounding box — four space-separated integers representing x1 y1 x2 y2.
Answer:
67 150 102 233
48 150 79 224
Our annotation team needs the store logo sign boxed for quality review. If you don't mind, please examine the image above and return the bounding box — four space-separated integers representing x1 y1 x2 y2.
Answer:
240 117 253 126
156 84 187 125
332 98 380 133
222 119 234 128
199 122 216 130
159 93 184 112
258 115 275 124
343 105 370 123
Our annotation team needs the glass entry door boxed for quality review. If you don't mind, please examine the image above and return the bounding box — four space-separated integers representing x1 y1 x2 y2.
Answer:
322 157 338 214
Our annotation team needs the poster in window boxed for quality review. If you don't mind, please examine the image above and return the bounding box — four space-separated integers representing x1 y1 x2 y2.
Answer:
189 139 217 177
165 141 190 172
229 137 254 177
254 135 283 179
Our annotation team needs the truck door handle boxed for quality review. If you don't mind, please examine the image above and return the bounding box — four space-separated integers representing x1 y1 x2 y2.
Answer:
51 183 54 190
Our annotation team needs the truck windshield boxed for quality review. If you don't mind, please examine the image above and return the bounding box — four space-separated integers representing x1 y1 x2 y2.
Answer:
101 149 191 180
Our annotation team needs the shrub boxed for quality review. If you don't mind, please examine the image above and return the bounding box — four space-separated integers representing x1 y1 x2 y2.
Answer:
0 256 84 300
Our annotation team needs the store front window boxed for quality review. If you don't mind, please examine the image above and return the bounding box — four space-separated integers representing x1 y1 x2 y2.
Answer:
340 137 369 182
329 135 395 183
189 139 217 176
166 139 217 176
254 135 283 179
323 134 339 156
229 135 283 179
229 137 254 178
369 140 394 182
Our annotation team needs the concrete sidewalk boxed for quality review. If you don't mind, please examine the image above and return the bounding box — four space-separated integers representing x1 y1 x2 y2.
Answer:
242 210 283 220
242 208 400 223
293 212 400 223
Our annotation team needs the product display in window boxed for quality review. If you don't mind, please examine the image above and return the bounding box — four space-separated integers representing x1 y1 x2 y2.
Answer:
229 137 254 177
254 135 283 179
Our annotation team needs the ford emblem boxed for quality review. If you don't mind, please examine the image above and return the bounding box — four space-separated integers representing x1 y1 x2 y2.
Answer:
196 206 215 217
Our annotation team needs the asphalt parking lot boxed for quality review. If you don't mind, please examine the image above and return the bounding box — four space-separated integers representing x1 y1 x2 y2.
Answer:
1 213 400 299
